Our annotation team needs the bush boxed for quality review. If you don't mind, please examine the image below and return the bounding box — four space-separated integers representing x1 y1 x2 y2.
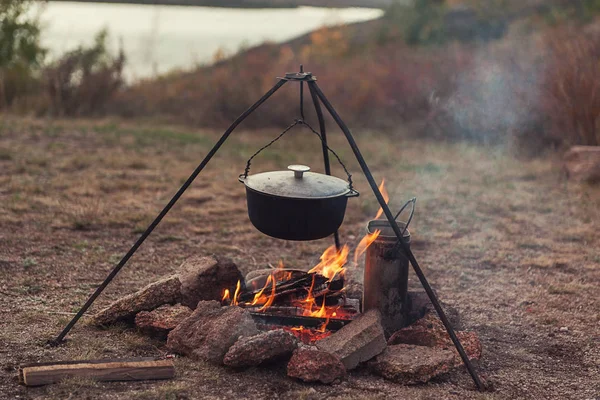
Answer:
43 30 125 116
0 0 45 108
539 27 600 146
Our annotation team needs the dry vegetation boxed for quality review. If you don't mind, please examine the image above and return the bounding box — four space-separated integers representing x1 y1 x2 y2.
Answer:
0 117 599 399
108 18 600 150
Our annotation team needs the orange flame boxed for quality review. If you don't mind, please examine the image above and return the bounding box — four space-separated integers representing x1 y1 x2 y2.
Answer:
374 179 389 219
353 229 381 265
231 280 241 306
316 316 331 333
251 275 272 306
307 244 349 281
302 274 317 310
275 260 292 282
221 289 230 303
309 296 327 318
258 274 277 311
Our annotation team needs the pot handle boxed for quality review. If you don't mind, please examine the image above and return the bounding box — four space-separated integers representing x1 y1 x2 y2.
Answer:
240 119 355 191
346 188 360 197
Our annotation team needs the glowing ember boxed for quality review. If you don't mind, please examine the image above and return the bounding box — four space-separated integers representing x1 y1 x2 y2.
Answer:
374 179 389 220
284 326 333 344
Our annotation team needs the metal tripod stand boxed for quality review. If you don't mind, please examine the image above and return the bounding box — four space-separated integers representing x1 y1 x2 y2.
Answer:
51 68 485 391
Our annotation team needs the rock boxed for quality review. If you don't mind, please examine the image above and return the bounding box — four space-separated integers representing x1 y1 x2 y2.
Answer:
388 312 482 365
92 275 181 326
368 344 455 385
564 145 600 183
135 304 192 339
316 309 386 370
166 301 258 364
406 290 461 329
287 346 346 384
388 312 446 347
178 256 243 308
223 329 299 368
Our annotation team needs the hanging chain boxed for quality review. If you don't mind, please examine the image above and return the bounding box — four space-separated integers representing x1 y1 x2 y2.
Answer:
240 119 354 191
297 119 354 191
241 120 300 179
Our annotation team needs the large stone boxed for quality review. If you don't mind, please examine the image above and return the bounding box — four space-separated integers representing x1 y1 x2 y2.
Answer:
135 304 192 339
564 145 600 183
316 309 386 370
406 290 461 328
287 346 346 384
388 312 482 365
178 256 243 308
223 329 299 368
92 275 181 326
166 301 258 364
368 344 455 385
388 312 446 347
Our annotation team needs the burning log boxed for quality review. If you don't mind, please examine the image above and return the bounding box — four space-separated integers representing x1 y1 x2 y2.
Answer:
237 273 343 305
250 313 350 331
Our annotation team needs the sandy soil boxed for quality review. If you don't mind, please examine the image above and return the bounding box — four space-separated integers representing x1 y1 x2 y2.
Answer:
0 117 599 399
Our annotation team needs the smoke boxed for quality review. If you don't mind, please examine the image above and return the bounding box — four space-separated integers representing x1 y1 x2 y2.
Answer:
441 39 543 146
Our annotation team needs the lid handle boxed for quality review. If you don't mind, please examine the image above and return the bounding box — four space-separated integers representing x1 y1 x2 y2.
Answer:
288 165 310 179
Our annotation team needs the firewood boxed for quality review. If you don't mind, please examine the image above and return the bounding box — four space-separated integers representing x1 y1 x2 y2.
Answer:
19 357 175 386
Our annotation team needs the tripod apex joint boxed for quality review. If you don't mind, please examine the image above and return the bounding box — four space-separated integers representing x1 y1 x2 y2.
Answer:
281 72 316 81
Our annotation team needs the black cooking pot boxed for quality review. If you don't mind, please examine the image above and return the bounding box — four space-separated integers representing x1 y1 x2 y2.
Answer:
239 165 359 241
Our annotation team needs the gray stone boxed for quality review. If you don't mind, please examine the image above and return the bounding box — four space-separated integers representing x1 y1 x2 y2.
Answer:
564 146 600 183
388 312 482 366
316 309 386 370
223 329 299 368
178 256 243 309
406 290 461 329
135 304 192 338
368 344 455 385
166 301 258 364
92 275 181 326
287 346 346 384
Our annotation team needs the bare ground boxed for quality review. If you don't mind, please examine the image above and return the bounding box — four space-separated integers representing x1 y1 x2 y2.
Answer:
0 117 599 399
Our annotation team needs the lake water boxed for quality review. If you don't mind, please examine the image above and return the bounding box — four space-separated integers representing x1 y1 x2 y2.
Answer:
36 2 383 80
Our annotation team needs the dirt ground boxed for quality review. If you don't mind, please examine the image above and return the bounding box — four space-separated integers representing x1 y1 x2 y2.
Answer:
0 117 599 399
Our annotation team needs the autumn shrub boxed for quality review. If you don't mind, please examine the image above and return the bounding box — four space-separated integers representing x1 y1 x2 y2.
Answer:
537 26 600 146
110 26 473 132
43 30 125 116
0 0 45 108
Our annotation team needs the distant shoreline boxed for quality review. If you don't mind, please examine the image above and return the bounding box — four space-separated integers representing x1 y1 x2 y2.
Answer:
49 0 391 9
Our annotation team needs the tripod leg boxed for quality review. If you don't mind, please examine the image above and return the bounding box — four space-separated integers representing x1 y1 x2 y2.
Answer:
51 79 288 345
310 82 485 391
307 83 341 250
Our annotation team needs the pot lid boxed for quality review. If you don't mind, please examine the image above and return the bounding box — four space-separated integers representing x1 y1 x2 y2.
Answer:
241 165 352 199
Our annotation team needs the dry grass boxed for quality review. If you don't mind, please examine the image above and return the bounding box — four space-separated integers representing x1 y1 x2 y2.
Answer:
0 117 599 399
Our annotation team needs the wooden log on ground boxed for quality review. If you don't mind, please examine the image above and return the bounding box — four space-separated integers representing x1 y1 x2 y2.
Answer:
19 357 175 386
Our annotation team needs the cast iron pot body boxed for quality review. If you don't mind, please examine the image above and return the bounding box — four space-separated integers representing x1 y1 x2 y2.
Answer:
240 165 358 241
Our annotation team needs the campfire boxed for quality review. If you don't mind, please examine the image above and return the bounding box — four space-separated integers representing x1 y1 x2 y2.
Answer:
48 69 485 391
217 180 388 343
